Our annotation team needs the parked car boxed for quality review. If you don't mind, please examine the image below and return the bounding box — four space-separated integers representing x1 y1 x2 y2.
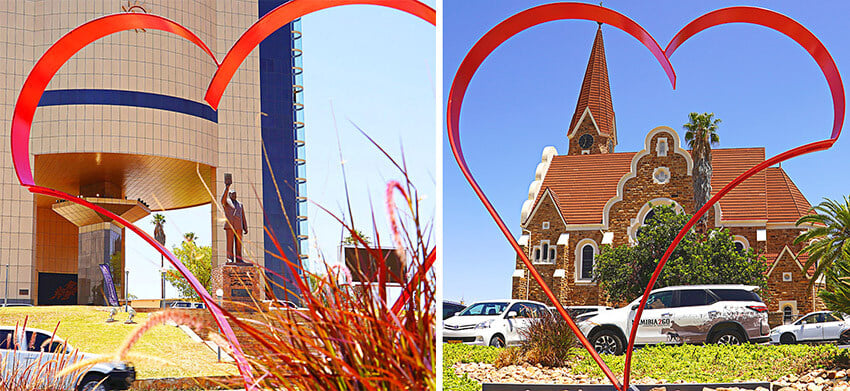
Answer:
443 300 466 320
169 301 192 309
442 300 551 347
0 326 135 390
268 300 299 310
578 285 770 355
770 311 850 345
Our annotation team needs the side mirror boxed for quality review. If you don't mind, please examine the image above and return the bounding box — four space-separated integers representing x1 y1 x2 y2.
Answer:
801 320 808 325
506 311 518 319
453 312 460 316
631 304 638 310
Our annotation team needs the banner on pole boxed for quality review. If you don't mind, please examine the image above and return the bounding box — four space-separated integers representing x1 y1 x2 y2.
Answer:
100 263 120 307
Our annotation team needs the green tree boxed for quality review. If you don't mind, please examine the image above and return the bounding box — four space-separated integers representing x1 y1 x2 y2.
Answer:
683 112 721 229
164 240 212 300
794 197 850 283
594 204 767 303
342 229 371 246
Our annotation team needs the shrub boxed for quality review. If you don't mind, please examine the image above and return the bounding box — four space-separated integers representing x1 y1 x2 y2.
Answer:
495 313 577 368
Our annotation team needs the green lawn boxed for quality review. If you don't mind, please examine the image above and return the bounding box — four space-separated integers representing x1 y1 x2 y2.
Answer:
444 343 850 390
0 306 237 379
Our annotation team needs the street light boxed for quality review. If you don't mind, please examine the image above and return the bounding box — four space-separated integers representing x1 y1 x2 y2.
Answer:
125 270 129 312
215 288 224 361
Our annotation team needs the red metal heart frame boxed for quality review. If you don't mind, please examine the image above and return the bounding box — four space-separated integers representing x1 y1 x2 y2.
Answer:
446 4 843 391
9 0 435 389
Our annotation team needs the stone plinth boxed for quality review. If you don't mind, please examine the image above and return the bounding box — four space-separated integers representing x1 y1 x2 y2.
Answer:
212 264 262 312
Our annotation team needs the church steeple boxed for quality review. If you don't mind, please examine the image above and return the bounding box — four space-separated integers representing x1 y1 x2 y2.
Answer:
567 24 617 155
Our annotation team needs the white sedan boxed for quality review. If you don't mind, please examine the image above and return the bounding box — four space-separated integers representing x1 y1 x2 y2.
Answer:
770 311 850 345
442 300 550 347
1 326 135 390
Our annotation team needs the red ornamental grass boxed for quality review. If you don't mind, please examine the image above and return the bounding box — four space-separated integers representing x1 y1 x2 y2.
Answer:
215 129 435 390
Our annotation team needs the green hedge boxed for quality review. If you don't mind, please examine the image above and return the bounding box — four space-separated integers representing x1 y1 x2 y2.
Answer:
443 343 850 390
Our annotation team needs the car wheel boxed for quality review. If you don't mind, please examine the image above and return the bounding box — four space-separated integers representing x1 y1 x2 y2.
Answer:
489 334 506 348
839 330 850 345
78 374 109 391
780 332 796 345
591 330 624 355
711 328 745 345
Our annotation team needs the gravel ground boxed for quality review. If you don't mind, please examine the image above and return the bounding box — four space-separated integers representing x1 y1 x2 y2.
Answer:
453 364 850 391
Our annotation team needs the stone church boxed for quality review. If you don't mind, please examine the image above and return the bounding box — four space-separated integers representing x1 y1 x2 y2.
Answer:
512 25 821 324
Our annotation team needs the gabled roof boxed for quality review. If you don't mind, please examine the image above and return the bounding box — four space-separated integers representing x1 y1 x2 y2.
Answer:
765 247 812 277
532 146 810 226
568 25 614 139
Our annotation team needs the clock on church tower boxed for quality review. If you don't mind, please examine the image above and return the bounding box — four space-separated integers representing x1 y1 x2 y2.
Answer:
578 134 594 149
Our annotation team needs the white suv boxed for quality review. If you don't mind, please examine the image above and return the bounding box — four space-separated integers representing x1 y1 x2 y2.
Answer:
0 326 135 390
578 285 770 355
442 300 551 347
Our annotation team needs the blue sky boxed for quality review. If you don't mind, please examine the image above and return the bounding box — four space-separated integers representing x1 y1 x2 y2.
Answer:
126 2 435 299
443 1 850 304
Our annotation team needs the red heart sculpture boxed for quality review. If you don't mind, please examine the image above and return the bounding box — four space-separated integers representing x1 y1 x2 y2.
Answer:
9 1 435 389
446 4 843 391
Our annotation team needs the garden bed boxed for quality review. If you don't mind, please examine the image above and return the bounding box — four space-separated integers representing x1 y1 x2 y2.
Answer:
443 344 850 391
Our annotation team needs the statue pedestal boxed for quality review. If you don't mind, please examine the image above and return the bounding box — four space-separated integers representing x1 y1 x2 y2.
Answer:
212 263 262 312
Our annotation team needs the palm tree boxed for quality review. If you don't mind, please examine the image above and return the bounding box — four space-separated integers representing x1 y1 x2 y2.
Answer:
683 112 721 230
183 232 198 243
794 196 850 283
152 213 166 305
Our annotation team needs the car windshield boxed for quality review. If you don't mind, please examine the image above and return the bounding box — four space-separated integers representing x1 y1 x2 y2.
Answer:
457 302 508 316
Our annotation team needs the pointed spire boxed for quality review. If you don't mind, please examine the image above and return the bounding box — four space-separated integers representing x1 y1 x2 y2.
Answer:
568 24 615 140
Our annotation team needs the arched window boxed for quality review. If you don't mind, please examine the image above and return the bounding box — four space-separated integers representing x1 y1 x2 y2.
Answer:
783 306 793 324
532 240 554 264
734 241 745 254
581 244 594 280
644 210 656 224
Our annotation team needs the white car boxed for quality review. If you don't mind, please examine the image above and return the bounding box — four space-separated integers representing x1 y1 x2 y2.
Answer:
442 300 550 347
578 285 771 355
0 326 135 390
770 311 850 345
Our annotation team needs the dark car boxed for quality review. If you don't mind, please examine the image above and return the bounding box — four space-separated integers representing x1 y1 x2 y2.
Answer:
443 301 466 319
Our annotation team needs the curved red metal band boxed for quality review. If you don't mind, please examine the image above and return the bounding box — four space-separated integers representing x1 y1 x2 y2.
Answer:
10 13 218 188
447 4 677 389
665 6 844 140
5 14 261 389
205 0 436 109
623 8 845 387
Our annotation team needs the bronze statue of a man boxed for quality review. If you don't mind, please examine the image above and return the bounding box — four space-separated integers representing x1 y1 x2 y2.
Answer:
222 175 248 264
